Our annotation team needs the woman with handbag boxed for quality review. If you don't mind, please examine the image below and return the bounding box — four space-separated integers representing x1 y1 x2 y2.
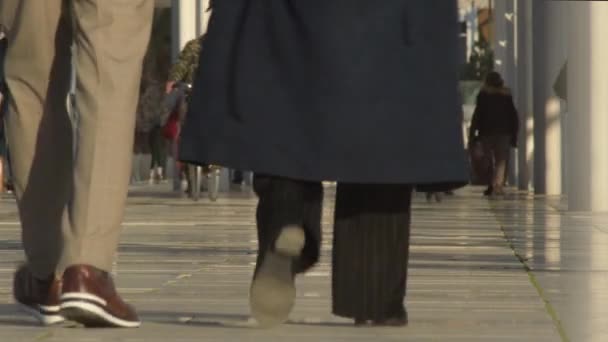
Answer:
469 72 519 197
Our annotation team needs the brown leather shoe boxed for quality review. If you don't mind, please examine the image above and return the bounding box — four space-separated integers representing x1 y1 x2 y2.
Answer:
60 265 140 328
13 265 65 325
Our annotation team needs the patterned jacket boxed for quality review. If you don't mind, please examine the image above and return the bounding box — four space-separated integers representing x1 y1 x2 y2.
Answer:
136 81 165 131
168 38 202 85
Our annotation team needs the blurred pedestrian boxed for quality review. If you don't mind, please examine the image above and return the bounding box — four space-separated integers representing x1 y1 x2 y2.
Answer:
139 78 167 184
469 71 519 197
138 12 172 185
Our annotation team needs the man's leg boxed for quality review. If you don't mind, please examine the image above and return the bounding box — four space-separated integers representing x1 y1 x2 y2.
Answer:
0 0 20 32
59 0 153 275
5 0 73 279
57 0 154 328
4 0 73 325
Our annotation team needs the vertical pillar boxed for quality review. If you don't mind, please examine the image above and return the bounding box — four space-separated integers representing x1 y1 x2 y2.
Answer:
494 0 516 94
515 0 533 191
492 0 507 78
532 0 565 195
567 2 608 212
171 0 197 62
196 0 211 36
504 0 517 185
493 0 518 186
464 2 478 62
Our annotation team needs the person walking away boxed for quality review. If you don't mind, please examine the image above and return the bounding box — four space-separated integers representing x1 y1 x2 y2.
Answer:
469 71 519 197
179 0 468 327
139 79 167 184
139 15 172 185
2 0 153 327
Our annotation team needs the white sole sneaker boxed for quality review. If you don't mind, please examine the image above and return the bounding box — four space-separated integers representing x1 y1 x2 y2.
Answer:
18 303 65 326
60 293 141 328
250 226 305 328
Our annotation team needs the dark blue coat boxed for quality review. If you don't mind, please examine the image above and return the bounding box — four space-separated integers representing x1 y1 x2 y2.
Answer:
180 0 468 188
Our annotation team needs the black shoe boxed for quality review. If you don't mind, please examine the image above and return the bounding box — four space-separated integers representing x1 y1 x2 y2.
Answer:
375 314 408 327
483 187 493 196
13 266 64 325
355 311 408 327
250 226 305 328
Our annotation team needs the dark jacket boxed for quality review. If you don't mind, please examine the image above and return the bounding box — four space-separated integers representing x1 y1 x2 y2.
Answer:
179 0 468 189
469 86 519 144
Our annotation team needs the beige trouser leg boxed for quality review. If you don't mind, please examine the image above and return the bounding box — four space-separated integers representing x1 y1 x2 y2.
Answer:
0 0 19 31
4 0 153 279
4 0 75 279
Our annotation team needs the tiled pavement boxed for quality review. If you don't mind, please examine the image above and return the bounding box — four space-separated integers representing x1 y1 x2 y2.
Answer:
0 184 601 341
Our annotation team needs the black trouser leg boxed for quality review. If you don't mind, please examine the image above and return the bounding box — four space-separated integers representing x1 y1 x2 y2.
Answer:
332 184 413 321
253 175 323 274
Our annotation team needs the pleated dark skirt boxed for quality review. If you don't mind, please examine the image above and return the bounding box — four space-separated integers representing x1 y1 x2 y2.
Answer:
332 184 413 321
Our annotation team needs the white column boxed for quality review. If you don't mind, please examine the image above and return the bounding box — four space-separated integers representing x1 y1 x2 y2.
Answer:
464 2 477 62
493 0 518 185
171 0 197 62
504 0 517 185
196 0 211 36
494 0 516 94
567 2 608 212
515 0 533 191
531 0 565 195
492 0 507 78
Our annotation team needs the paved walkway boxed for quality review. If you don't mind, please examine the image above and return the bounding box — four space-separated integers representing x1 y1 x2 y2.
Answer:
0 184 600 341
